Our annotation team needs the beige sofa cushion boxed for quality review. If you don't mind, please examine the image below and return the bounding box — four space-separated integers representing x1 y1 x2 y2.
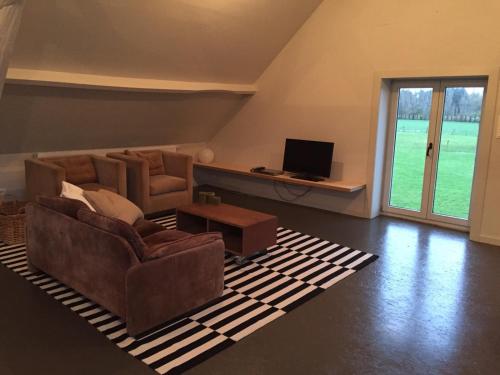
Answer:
49 155 97 185
83 189 144 225
149 175 187 196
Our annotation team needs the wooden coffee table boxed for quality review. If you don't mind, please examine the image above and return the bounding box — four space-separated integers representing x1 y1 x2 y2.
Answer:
176 203 278 264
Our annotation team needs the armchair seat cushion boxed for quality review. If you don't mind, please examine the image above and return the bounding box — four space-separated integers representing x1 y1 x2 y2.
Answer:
149 175 187 196
79 183 117 193
48 155 97 185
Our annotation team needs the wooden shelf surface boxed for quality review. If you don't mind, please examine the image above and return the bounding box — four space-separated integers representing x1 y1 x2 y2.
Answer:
194 162 366 193
6 68 257 95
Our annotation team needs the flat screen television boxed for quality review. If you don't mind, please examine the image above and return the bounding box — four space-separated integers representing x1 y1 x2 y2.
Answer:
282 138 334 181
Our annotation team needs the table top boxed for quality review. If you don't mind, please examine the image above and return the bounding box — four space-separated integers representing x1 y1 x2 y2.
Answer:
177 203 277 228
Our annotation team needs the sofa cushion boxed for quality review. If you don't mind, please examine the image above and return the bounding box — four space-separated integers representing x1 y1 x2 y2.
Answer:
79 183 117 193
36 196 88 219
83 189 143 225
49 155 97 185
149 175 187 196
133 218 166 238
143 229 191 250
144 232 222 261
126 150 165 176
77 208 147 261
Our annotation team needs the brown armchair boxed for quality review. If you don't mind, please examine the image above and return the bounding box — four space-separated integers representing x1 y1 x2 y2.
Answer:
107 150 193 214
25 154 126 202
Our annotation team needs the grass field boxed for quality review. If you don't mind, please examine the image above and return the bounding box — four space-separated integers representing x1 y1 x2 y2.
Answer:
390 119 479 219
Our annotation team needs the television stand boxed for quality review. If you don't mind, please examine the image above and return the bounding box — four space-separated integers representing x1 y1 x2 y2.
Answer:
290 174 324 182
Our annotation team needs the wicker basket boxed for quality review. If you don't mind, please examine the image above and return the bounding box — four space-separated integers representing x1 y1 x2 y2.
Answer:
0 201 27 245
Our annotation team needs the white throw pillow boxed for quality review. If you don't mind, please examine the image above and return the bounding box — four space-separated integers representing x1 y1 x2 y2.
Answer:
60 181 96 212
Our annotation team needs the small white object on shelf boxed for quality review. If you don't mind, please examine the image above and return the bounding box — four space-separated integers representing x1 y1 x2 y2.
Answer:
198 148 215 164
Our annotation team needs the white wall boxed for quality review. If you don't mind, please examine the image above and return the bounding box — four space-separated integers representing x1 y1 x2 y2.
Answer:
207 0 500 242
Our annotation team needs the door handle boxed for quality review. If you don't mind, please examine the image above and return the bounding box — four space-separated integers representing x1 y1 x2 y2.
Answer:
426 142 433 157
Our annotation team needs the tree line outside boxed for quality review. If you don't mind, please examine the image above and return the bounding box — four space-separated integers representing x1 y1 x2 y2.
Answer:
397 88 483 123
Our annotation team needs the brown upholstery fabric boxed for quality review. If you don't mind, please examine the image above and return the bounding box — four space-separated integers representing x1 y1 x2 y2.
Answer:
149 175 187 195
36 196 88 219
77 209 148 260
133 218 166 238
49 155 97 185
127 150 165 176
107 151 193 215
25 159 66 201
26 203 140 319
83 189 143 225
144 232 222 260
143 229 190 249
92 155 127 197
126 237 225 335
79 183 117 193
26 202 225 336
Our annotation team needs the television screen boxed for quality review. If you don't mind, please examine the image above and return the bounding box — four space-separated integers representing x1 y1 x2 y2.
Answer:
282 138 334 178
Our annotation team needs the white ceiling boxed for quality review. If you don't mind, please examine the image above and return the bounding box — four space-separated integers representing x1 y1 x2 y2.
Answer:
10 0 322 83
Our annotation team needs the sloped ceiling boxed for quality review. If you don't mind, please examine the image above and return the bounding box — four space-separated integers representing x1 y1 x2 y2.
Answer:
10 0 323 83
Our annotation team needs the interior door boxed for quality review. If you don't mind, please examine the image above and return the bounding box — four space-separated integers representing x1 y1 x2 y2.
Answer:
383 79 486 227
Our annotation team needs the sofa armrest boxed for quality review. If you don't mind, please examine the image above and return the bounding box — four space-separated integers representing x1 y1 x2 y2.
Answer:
25 158 66 201
107 153 150 209
92 155 127 197
125 238 225 335
162 151 193 194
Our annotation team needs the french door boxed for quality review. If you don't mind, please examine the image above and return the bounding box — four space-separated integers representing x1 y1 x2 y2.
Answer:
383 79 486 227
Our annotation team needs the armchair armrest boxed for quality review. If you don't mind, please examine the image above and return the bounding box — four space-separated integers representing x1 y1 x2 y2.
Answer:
125 237 225 335
162 151 193 194
92 155 127 197
107 153 149 209
25 158 66 201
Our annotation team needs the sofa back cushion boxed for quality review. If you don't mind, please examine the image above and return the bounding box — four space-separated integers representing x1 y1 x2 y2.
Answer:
37 195 88 219
126 150 165 176
48 155 97 185
77 208 147 260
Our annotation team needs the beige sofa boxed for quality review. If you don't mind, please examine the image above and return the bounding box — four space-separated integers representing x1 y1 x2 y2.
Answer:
25 154 126 202
107 150 193 214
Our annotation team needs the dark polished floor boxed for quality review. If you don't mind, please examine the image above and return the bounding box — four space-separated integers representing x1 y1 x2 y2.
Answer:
1 186 499 375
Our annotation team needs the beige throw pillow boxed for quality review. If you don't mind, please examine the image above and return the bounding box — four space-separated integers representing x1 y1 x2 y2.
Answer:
60 181 96 212
83 189 144 225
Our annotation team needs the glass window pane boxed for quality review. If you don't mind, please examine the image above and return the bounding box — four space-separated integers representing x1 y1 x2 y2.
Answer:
389 88 433 211
432 87 484 219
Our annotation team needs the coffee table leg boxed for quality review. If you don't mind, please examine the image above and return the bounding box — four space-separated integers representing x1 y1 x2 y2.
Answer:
234 256 248 266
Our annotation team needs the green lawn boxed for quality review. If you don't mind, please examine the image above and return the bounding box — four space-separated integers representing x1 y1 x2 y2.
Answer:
390 119 479 219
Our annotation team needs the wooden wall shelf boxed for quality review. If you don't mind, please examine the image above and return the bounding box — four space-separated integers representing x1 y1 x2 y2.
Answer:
5 68 257 95
194 162 366 193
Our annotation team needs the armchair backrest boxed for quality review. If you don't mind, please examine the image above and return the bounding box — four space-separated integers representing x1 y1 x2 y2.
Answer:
41 154 97 185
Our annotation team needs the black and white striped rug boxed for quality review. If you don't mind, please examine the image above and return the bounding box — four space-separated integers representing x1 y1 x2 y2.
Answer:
0 214 378 374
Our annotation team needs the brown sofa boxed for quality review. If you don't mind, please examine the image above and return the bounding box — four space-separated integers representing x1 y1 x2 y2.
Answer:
26 197 225 336
25 154 127 202
107 150 192 215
